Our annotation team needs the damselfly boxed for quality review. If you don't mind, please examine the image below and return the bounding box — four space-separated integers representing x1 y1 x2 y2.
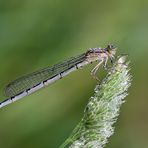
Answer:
0 45 117 108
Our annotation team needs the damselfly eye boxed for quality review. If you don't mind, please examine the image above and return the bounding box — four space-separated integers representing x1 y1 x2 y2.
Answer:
108 44 115 50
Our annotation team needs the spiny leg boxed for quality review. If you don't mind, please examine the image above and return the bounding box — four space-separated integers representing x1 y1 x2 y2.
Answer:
91 60 104 81
103 56 115 72
103 56 108 70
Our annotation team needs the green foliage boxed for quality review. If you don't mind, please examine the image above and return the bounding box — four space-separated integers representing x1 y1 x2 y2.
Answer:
60 56 131 148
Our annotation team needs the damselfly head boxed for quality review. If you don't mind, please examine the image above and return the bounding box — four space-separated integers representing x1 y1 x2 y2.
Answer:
105 44 117 57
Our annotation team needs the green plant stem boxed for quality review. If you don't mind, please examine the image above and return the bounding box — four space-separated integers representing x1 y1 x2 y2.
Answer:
60 55 131 148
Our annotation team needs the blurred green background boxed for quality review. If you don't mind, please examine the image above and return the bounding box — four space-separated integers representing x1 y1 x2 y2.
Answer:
0 0 148 148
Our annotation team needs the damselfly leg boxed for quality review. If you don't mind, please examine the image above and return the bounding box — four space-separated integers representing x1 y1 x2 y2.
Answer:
91 60 104 81
91 57 109 81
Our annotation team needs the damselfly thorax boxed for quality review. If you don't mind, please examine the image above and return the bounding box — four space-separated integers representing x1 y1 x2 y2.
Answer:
86 45 117 80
